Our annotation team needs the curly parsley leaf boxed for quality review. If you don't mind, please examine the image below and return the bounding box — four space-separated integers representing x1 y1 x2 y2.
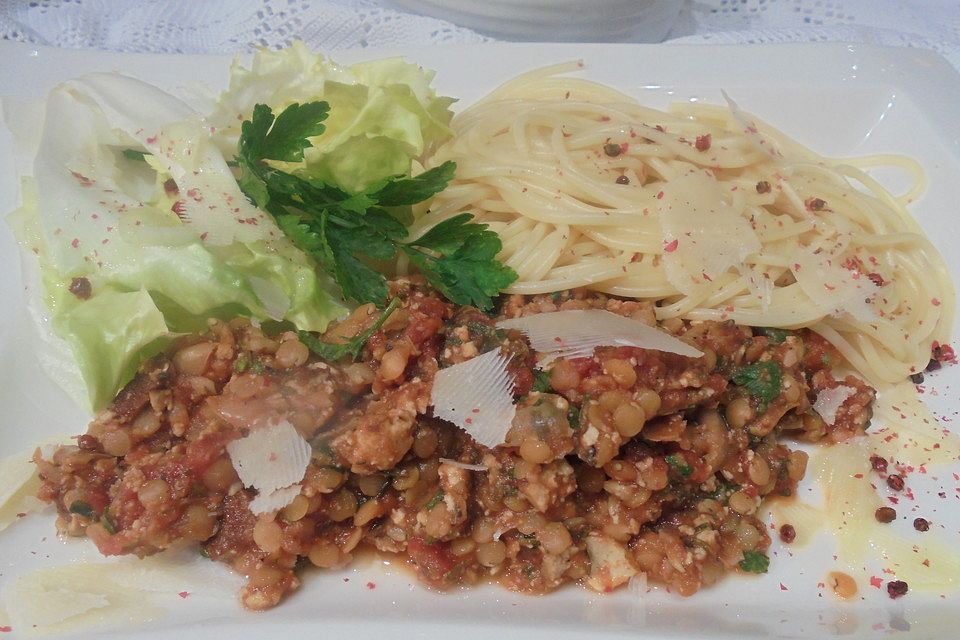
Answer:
732 361 782 411
235 103 516 308
738 550 770 574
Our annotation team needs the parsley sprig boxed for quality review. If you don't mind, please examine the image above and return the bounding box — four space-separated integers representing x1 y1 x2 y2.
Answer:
235 102 517 310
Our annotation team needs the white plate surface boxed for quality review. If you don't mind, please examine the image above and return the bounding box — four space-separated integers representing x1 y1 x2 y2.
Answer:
0 41 958 640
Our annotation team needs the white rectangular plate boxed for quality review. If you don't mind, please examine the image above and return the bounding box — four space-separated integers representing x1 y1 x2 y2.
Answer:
0 41 958 640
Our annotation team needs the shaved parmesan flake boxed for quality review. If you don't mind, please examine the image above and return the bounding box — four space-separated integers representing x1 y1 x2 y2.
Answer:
870 381 960 466
722 90 781 159
791 238 878 322
226 420 311 495
765 501 825 548
439 458 488 472
627 572 649 599
0 439 72 532
813 385 856 426
249 484 302 515
497 309 702 362
10 587 110 628
657 172 761 295
737 263 773 310
62 73 272 249
813 441 960 591
0 449 43 533
2 552 238 636
431 349 516 448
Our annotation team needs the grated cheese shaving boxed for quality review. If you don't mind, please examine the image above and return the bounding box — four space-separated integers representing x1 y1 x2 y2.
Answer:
438 458 488 472
657 171 762 296
813 440 960 591
497 309 702 362
0 449 43 533
869 381 960 466
722 90 782 159
813 385 857 426
226 420 311 495
0 439 72 532
430 349 516 448
627 572 649 599
1 552 238 635
249 484 302 515
6 585 109 628
791 237 878 322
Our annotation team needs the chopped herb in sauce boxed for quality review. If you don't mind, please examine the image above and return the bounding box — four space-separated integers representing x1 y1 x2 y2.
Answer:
233 352 250 373
532 369 552 393
424 489 445 511
756 327 788 344
299 297 401 362
568 396 584 431
732 361 782 411
68 500 94 518
665 454 693 478
102 507 117 534
738 550 770 574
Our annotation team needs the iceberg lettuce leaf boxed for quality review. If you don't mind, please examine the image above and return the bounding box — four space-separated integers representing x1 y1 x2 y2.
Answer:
7 72 346 411
212 43 455 194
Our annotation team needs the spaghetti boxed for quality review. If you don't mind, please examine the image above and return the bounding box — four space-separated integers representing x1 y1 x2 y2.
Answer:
415 62 954 385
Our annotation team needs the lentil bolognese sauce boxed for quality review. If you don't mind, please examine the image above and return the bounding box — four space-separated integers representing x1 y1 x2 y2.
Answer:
35 276 875 610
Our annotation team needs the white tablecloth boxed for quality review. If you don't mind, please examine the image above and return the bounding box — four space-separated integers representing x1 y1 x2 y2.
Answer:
2 0 959 70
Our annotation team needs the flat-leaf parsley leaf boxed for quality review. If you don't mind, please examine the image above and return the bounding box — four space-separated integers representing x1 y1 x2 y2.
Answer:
234 102 517 310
